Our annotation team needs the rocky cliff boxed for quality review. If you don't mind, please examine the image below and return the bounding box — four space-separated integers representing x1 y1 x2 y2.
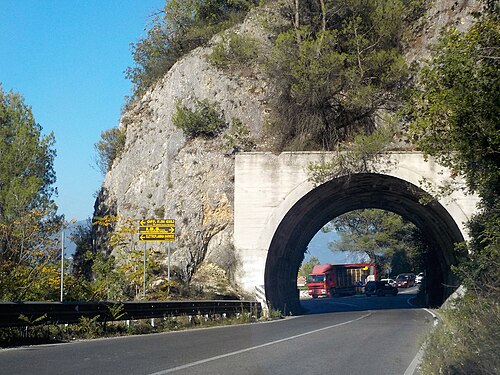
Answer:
94 0 482 297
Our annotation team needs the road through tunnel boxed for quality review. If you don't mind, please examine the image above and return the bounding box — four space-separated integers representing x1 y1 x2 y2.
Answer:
264 173 465 315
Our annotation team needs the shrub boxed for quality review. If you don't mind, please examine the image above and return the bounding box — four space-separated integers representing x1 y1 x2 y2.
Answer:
209 31 260 70
94 127 126 174
223 118 256 152
421 295 500 375
126 0 259 99
172 98 227 138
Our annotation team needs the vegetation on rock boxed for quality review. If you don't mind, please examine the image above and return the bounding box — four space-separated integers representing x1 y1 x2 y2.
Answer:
94 126 126 174
407 10 499 374
262 0 422 151
125 0 259 101
172 98 228 138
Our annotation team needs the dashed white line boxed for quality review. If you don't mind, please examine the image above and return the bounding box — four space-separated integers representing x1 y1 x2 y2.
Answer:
149 313 372 374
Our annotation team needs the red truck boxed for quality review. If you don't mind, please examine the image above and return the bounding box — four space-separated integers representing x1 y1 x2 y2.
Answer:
307 263 377 298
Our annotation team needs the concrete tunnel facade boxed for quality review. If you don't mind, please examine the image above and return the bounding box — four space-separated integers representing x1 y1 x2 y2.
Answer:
233 152 479 315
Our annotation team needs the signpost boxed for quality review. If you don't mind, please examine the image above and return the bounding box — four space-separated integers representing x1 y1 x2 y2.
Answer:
139 219 175 296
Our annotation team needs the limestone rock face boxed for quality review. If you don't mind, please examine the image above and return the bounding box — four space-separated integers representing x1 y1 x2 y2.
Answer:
404 0 482 64
94 1 483 295
94 9 273 293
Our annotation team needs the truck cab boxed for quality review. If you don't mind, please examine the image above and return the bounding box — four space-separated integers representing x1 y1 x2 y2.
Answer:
307 263 376 298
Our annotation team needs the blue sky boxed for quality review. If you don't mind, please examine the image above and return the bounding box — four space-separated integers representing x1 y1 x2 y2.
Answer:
0 1 165 221
0 1 350 264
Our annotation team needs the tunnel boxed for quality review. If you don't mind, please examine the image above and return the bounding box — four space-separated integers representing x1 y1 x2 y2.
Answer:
264 173 465 315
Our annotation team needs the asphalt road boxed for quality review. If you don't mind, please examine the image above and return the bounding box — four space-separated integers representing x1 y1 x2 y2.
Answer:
1 287 433 375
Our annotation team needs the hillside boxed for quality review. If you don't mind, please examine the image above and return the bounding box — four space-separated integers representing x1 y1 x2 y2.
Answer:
92 0 482 297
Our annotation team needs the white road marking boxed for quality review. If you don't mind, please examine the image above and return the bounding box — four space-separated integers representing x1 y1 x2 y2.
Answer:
149 313 372 374
403 307 439 375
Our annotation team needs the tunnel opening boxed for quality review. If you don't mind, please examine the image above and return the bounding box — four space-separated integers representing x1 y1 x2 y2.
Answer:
264 173 465 315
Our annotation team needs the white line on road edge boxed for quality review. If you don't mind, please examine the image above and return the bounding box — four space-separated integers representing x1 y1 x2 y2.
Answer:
403 308 439 375
404 346 425 375
149 313 372 375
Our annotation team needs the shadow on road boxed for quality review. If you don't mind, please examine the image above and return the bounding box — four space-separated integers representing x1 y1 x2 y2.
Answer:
300 286 425 315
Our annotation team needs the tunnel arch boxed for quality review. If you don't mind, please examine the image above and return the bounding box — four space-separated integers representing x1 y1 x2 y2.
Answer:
264 173 465 315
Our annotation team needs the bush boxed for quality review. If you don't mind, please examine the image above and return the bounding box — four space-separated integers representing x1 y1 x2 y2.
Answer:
209 31 259 70
126 0 259 99
223 118 256 152
94 127 126 174
172 98 227 138
421 294 500 375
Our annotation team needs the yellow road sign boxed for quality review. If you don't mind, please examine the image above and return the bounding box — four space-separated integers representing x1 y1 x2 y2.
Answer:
139 233 175 242
139 226 175 234
139 219 175 226
138 219 175 242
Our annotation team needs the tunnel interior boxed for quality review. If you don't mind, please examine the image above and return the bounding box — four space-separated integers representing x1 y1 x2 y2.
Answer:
264 173 465 315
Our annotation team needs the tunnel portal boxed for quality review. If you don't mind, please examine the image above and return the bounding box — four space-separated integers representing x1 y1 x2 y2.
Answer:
264 173 465 314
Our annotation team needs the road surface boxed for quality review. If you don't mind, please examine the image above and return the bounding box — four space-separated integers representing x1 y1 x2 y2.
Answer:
1 287 433 375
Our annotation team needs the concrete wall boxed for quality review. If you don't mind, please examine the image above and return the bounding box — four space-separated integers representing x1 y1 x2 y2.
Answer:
234 152 479 293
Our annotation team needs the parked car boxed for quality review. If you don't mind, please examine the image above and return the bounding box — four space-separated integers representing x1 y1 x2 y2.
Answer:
415 272 424 284
365 281 398 296
381 278 396 287
395 273 416 288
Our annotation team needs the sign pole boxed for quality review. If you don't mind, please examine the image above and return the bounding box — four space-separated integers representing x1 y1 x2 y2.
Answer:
143 242 147 298
60 231 64 302
138 218 176 295
167 242 171 282
167 242 171 294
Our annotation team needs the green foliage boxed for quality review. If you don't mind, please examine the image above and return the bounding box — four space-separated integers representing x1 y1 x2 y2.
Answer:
268 308 283 319
0 86 62 302
453 208 500 297
307 122 395 185
209 31 260 70
107 303 126 320
18 313 48 326
126 0 258 99
298 256 319 277
264 0 419 151
407 12 500 373
86 251 127 301
91 215 166 300
408 15 499 207
408 12 500 295
324 209 427 274
172 98 227 138
0 86 57 222
94 126 126 175
223 117 256 152
71 219 94 280
75 315 103 339
421 295 500 375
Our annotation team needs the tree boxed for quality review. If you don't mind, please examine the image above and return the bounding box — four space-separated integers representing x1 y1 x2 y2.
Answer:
0 86 61 301
409 14 499 294
126 0 258 99
71 219 94 280
264 0 420 151
408 12 500 374
325 209 427 275
94 127 126 175
409 16 500 208
92 215 164 300
298 256 320 277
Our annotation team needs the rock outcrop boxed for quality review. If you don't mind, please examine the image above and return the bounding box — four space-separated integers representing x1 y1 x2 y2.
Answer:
94 0 483 297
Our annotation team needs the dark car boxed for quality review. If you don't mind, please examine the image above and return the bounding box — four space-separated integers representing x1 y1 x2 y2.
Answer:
395 273 416 288
364 281 398 296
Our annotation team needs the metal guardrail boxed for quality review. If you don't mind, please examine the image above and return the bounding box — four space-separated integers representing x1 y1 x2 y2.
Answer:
0 300 262 327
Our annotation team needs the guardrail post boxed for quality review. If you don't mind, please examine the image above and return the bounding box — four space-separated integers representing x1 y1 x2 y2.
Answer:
255 285 269 318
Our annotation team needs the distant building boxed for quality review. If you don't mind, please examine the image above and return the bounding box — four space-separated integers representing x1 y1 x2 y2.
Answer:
297 276 306 287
